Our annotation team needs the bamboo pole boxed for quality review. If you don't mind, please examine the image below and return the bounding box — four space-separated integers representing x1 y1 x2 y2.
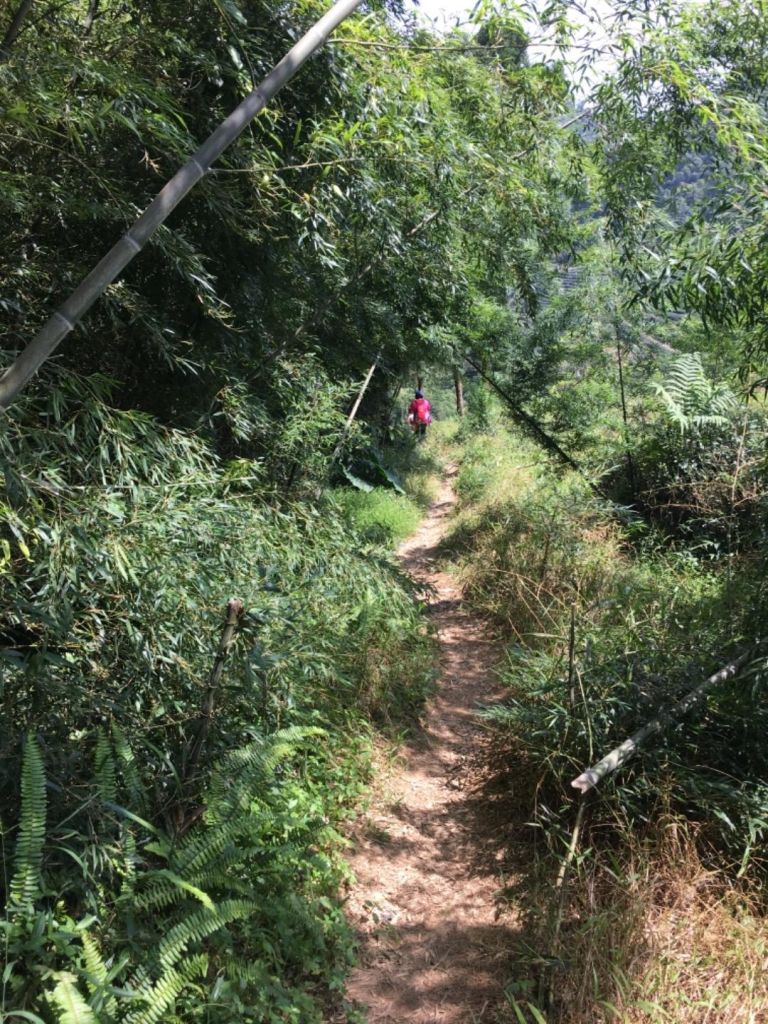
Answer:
0 0 34 62
571 646 760 794
0 0 365 410
616 334 637 495
452 364 464 417
463 353 604 495
331 354 380 463
542 798 588 1012
183 597 245 783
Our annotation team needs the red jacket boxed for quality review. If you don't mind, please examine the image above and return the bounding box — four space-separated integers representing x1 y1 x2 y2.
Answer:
409 397 431 423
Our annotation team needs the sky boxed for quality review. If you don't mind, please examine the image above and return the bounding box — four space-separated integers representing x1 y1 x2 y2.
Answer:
407 0 620 87
409 0 475 29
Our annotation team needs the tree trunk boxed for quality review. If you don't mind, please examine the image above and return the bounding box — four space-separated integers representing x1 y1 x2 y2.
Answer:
0 0 34 61
452 364 464 417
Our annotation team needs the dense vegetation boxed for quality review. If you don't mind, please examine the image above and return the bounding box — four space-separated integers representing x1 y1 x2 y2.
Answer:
3 0 768 1020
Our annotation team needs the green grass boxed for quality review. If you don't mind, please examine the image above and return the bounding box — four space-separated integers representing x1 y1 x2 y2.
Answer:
333 486 423 544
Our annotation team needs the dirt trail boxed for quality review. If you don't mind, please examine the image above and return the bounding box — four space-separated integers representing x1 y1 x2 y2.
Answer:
343 470 521 1023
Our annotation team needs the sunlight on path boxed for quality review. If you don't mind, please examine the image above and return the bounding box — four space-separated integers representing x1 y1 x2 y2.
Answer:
342 469 519 1023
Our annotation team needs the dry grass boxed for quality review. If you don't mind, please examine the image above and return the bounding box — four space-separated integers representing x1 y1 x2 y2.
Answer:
535 823 768 1024
448 425 768 1024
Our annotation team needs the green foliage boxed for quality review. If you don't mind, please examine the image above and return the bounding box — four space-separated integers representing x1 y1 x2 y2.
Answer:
9 736 46 911
47 974 99 1024
7 0 768 1019
333 487 421 544
653 353 737 434
451 424 768 873
0 374 434 1018
587 0 768 377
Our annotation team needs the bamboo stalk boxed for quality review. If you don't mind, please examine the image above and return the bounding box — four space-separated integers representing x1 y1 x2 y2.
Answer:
452 364 465 417
183 598 245 783
0 0 365 409
616 336 637 495
330 354 380 463
543 798 588 1013
0 0 34 61
463 353 603 492
571 646 760 794
567 605 576 708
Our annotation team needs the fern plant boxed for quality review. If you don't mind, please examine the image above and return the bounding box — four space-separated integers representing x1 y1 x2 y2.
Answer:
204 725 325 825
47 972 99 1024
653 352 737 433
9 736 46 910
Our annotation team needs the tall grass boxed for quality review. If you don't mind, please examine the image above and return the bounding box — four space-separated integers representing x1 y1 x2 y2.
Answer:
333 488 422 545
446 404 768 1024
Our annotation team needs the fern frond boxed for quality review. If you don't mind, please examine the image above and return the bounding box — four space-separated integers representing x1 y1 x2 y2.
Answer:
158 899 255 968
224 958 270 985
47 972 98 1024
81 934 118 1017
119 827 138 901
654 352 737 434
111 722 144 807
169 821 239 879
94 729 116 804
9 735 47 909
134 869 215 912
124 954 207 1024
205 727 324 823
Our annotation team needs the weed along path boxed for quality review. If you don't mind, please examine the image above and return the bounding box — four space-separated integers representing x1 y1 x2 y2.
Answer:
342 471 520 1023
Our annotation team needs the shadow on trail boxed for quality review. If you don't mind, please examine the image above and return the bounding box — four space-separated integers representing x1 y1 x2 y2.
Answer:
347 919 525 1024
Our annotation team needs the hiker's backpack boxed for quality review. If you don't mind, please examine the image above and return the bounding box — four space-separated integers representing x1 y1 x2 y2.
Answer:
413 398 431 424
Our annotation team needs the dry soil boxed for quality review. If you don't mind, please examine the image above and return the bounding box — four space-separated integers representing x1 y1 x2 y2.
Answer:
342 470 523 1023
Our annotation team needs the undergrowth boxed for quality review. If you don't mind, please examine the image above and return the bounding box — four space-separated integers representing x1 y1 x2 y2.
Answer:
0 374 436 1022
447 393 768 1024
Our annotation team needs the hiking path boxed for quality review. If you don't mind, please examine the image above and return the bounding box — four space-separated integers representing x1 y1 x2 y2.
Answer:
342 468 525 1023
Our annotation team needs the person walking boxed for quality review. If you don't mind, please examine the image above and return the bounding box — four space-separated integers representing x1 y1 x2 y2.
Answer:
408 388 432 440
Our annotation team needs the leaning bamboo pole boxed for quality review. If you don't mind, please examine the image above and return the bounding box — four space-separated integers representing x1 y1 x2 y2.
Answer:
331 354 380 463
0 0 365 411
571 646 761 794
463 353 605 496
